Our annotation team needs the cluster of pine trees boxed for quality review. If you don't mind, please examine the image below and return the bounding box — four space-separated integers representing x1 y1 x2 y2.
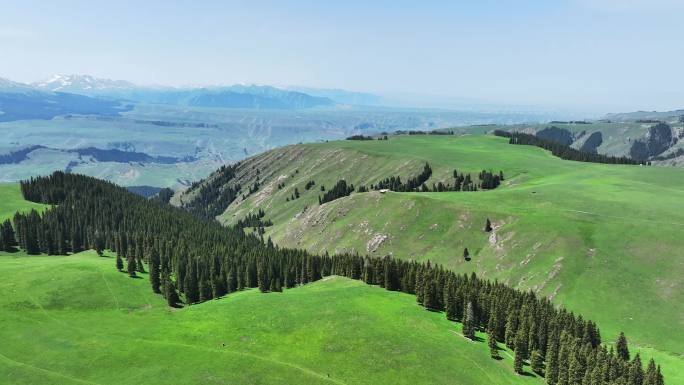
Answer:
493 131 639 165
0 219 17 251
184 164 242 220
304 180 316 190
373 163 433 191
346 135 374 140
10 172 665 384
371 163 504 192
286 187 300 201
236 209 273 229
319 180 355 204
397 130 453 135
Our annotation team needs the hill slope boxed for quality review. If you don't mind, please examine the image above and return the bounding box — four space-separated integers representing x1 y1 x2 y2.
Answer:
181 135 684 380
0 249 543 385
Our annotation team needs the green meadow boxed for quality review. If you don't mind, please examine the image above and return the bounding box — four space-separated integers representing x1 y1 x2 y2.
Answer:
219 135 684 382
0 183 49 221
0 248 541 385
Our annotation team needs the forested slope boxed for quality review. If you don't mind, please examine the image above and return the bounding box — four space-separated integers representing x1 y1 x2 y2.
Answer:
180 135 684 382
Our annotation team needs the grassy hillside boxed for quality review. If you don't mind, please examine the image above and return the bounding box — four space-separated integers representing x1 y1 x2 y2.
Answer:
0 249 545 385
203 135 684 380
0 183 49 221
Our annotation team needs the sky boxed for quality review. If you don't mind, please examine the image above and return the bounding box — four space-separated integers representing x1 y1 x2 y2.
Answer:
1 0 683 113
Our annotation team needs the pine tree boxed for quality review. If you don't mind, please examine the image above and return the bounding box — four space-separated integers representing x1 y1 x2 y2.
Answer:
184 261 199 304
545 335 560 385
488 329 499 359
463 247 470 261
1 219 17 251
422 273 439 310
127 256 137 277
93 229 104 256
644 358 658 385
514 329 528 374
162 271 180 307
616 332 630 361
530 349 544 375
484 218 492 232
116 254 124 271
136 258 146 273
656 365 664 385
444 278 458 321
149 252 161 294
568 344 585 385
462 301 476 340
628 354 644 385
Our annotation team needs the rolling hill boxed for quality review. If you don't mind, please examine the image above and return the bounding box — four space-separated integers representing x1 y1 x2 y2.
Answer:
0 183 543 385
180 134 684 382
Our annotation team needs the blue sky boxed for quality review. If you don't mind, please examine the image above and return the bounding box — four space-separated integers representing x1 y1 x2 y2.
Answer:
1 0 683 113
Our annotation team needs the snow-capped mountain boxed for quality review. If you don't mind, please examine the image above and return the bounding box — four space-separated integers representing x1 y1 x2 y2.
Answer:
33 74 137 93
0 77 36 92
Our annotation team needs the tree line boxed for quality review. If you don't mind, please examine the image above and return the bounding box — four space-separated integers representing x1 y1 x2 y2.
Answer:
319 179 355 204
10 172 664 384
372 163 504 192
493 130 639 165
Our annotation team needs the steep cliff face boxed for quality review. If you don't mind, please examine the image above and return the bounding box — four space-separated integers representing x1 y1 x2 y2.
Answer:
629 123 674 161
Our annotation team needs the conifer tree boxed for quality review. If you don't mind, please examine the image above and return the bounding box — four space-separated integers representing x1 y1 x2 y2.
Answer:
628 354 644 385
616 332 630 361
568 344 585 385
116 254 124 271
422 277 439 310
484 218 492 232
644 358 658 385
127 256 137 277
184 261 199 303
656 365 664 385
162 271 180 307
514 330 528 374
545 335 560 385
488 328 499 359
149 252 161 294
530 349 544 375
444 279 458 321
463 301 476 340
93 230 104 256
2 219 17 251
463 247 470 261
136 258 145 273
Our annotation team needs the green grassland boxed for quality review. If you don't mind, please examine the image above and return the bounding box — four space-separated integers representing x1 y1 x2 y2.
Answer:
215 135 684 381
0 248 543 385
0 183 49 221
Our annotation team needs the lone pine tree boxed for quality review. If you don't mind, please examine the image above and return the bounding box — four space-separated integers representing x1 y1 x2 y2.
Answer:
463 247 470 261
484 218 493 232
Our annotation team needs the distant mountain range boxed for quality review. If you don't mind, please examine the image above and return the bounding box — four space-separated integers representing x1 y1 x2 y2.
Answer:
0 74 354 122
0 77 131 122
32 75 336 109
